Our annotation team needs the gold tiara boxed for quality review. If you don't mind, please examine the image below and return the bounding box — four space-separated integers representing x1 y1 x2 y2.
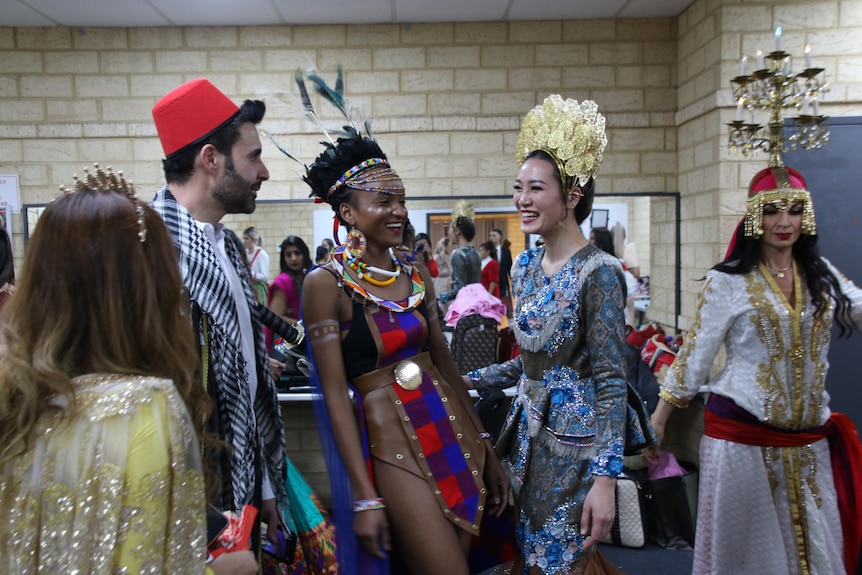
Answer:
516 95 607 188
60 164 147 243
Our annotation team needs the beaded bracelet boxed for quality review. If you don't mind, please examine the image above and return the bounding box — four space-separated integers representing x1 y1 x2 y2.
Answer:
479 432 493 440
354 498 386 512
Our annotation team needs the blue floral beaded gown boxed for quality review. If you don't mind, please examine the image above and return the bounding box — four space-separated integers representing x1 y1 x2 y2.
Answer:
471 244 629 574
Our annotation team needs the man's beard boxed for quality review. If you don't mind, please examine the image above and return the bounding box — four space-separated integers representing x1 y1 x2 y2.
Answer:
212 156 257 215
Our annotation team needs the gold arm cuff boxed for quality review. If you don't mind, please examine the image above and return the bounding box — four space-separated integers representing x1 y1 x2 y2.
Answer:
659 389 690 409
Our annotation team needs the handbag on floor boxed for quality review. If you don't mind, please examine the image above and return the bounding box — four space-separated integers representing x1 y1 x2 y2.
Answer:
600 468 651 548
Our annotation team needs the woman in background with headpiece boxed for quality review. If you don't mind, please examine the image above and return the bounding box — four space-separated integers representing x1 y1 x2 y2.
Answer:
437 201 482 306
301 127 509 574
0 166 256 575
469 95 644 573
651 166 862 575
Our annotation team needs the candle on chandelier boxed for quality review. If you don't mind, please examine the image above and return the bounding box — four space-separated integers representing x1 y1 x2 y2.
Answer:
736 98 744 121
813 100 820 116
782 57 790 75
756 50 765 69
740 55 748 76
805 45 812 69
802 96 810 116
774 27 782 52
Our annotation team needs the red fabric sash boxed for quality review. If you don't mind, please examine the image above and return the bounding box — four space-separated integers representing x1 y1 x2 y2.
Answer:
705 397 862 574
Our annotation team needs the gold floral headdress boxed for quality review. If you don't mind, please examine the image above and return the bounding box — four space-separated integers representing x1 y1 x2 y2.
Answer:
516 95 608 189
59 164 147 243
450 199 475 227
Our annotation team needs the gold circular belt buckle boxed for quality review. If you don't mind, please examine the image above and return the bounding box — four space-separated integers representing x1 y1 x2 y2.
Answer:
394 359 423 391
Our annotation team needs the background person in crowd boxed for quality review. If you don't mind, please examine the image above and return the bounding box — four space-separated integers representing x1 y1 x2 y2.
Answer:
651 165 862 575
243 226 270 305
413 232 438 277
432 236 452 304
490 228 512 316
301 123 509 574
0 227 13 312
0 166 257 575
469 96 642 574
438 201 482 306
590 227 638 326
150 77 287 548
315 244 330 266
267 235 312 349
478 240 500 299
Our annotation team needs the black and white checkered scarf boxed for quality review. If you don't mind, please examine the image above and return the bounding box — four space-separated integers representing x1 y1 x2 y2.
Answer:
151 186 285 511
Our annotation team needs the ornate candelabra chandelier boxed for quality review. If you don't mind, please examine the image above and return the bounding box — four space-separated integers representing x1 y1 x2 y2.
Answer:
727 27 829 167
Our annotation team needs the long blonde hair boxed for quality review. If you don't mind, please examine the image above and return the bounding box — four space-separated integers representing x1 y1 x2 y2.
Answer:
0 186 209 464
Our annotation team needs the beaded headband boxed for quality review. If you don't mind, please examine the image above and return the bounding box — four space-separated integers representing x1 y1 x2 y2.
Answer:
516 95 607 189
327 157 403 196
744 166 816 238
59 164 147 243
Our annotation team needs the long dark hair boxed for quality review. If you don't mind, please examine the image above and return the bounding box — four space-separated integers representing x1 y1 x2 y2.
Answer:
716 222 855 338
524 149 595 225
279 235 312 293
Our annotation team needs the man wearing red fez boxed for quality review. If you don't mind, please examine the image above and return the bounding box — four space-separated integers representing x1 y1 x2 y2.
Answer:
150 78 287 551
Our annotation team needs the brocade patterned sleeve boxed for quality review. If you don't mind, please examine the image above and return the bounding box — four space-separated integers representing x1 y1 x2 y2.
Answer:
468 356 523 393
439 249 466 303
581 263 627 477
660 271 736 408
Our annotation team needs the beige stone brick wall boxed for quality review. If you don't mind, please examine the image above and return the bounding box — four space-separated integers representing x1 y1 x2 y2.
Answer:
1 20 678 306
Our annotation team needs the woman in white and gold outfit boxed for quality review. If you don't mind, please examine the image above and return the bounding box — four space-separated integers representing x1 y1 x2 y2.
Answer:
652 166 862 575
0 167 256 575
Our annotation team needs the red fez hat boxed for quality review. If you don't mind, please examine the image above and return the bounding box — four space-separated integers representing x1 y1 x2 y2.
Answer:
152 78 240 158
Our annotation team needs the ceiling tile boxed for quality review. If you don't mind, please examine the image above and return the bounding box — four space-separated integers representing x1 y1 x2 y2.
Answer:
20 0 170 26
508 0 627 20
272 0 392 25
618 0 693 18
150 0 284 26
396 0 510 22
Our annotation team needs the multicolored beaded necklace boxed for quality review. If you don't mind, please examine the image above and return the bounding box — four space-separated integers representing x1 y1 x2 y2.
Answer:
331 245 425 313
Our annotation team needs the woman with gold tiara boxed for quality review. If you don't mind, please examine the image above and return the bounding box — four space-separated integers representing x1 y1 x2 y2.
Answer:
651 165 862 575
468 95 653 574
0 166 257 574
301 125 510 574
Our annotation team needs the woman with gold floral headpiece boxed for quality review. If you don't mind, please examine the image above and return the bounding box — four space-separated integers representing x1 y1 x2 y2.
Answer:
438 200 482 306
650 165 862 575
0 166 257 575
468 95 654 574
301 127 509 575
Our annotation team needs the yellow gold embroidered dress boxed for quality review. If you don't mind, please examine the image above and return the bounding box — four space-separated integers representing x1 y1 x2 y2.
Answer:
0 374 207 574
660 260 862 575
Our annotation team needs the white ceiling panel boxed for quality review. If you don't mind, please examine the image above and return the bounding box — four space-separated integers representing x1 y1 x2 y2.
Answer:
396 0 510 23
150 0 284 26
0 1 58 26
1 0 696 28
618 0 694 18
18 0 171 27
272 0 392 25
508 0 627 21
